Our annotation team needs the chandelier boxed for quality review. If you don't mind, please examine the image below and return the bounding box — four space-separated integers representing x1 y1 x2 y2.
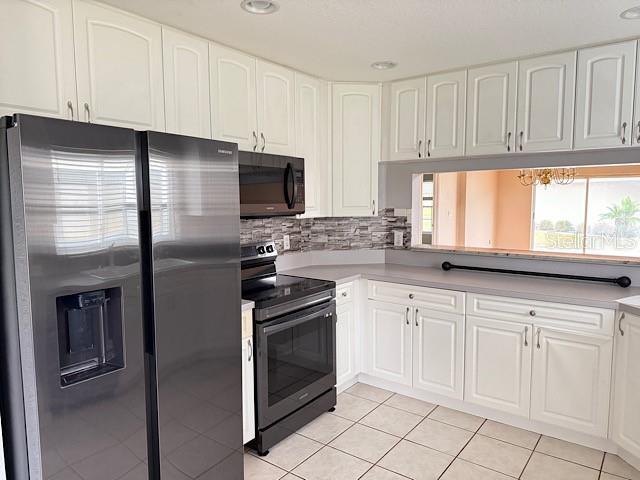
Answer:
517 167 577 187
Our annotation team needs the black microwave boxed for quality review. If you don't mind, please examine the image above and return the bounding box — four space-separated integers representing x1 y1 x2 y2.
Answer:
239 151 305 217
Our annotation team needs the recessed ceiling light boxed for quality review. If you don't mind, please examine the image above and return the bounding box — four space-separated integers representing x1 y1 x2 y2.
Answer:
240 0 279 15
371 61 397 70
620 6 640 19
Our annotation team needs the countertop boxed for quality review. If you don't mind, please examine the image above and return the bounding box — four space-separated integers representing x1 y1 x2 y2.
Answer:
618 296 640 316
282 263 640 310
242 299 254 312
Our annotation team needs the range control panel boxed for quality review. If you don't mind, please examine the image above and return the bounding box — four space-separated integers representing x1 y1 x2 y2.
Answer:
241 241 278 261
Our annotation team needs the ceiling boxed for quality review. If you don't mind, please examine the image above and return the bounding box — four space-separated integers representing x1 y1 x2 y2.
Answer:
100 0 640 81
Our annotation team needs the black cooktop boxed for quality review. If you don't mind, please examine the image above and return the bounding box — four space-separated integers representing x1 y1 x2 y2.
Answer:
242 274 335 309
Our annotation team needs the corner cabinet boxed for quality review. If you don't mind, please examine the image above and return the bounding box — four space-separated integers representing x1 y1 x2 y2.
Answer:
389 77 426 160
466 62 518 156
613 312 640 460
0 0 78 120
162 27 211 138
332 83 381 217
72 0 165 130
574 41 637 149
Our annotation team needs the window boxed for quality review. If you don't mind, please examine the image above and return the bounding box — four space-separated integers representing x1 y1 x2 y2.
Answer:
532 176 640 257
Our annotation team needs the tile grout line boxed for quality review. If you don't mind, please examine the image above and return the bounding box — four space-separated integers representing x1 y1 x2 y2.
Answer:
436 418 489 480
518 432 542 479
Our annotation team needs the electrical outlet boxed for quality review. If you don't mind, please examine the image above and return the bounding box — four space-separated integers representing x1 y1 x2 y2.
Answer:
393 230 404 247
283 234 291 251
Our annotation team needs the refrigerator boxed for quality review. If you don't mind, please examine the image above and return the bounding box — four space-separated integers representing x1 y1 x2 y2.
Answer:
0 114 243 480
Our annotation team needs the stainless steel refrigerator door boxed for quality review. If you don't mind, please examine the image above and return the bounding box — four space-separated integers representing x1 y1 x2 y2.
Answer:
143 132 243 479
5 115 148 480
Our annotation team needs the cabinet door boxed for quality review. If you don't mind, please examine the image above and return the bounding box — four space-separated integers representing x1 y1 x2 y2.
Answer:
73 0 165 130
242 337 255 444
465 315 532 417
256 61 295 155
425 70 466 158
413 308 464 399
466 62 517 155
531 327 612 437
517 52 576 152
209 44 257 151
336 302 356 388
0 0 77 120
332 83 381 217
365 301 412 386
613 313 640 458
389 77 426 160
634 43 640 147
296 73 329 217
575 41 636 149
162 27 211 138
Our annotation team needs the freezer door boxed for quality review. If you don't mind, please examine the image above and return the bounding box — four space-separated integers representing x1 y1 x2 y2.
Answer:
142 132 243 479
2 115 148 480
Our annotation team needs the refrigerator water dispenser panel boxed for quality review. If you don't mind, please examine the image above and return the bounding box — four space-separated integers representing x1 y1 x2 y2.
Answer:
56 288 124 387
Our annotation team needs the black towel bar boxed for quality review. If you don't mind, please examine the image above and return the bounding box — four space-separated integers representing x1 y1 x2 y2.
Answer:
441 262 632 288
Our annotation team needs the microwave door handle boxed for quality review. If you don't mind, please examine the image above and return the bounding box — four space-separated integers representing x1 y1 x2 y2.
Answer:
284 162 296 209
263 306 333 335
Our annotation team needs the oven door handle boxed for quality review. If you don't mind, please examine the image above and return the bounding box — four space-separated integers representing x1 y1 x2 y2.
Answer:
283 162 297 210
262 306 334 335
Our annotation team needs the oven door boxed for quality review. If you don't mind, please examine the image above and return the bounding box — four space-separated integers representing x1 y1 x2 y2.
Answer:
255 300 336 429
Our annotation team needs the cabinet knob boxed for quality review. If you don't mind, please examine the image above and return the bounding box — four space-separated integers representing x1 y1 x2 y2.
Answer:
341 291 348 297
408 293 415 299
529 310 536 317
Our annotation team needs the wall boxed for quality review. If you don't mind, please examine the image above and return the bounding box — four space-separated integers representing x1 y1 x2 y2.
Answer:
240 208 411 253
464 170 499 249
495 170 533 250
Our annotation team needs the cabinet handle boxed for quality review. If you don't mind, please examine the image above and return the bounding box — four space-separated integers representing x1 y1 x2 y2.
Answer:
507 132 512 152
637 121 640 143
260 132 266 152
519 131 523 151
67 100 74 120
372 199 375 215
415 308 419 326
427 139 431 157
418 139 422 158
536 327 541 349
622 122 628 145
252 131 258 151
524 326 529 347
405 307 410 325
84 102 91 123
247 338 252 361
619 312 625 336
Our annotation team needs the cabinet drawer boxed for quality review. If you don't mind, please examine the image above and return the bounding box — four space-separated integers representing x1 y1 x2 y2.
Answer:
467 293 614 335
337 282 354 305
242 308 253 338
368 281 464 314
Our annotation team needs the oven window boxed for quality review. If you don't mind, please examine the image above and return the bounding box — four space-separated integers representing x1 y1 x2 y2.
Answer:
267 315 332 407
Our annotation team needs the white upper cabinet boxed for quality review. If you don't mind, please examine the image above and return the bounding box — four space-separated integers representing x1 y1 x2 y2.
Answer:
210 44 258 151
295 73 329 217
365 300 412 386
413 308 464 399
332 83 381 217
530 327 612 437
466 62 518 155
634 43 640 146
162 28 211 138
465 315 532 417
613 312 640 460
516 52 576 152
389 77 426 160
0 0 77 120
72 0 165 130
426 70 467 158
575 41 637 149
256 61 296 155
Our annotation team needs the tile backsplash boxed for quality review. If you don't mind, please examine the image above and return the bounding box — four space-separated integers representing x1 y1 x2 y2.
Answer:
240 208 411 253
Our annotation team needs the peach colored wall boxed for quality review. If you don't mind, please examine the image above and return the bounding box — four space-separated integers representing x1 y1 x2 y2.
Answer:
434 172 460 246
495 171 533 250
464 170 498 248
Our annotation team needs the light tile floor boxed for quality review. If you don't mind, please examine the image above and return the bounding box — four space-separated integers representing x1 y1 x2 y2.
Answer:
245 383 640 480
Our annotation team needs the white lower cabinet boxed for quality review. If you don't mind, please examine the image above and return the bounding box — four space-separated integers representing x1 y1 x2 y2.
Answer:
336 291 357 388
613 312 640 458
530 327 612 437
464 315 532 417
365 300 413 386
242 335 255 444
413 308 464 399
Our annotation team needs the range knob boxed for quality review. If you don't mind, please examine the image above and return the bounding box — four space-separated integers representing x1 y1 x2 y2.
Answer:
257 246 266 255
266 245 274 253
